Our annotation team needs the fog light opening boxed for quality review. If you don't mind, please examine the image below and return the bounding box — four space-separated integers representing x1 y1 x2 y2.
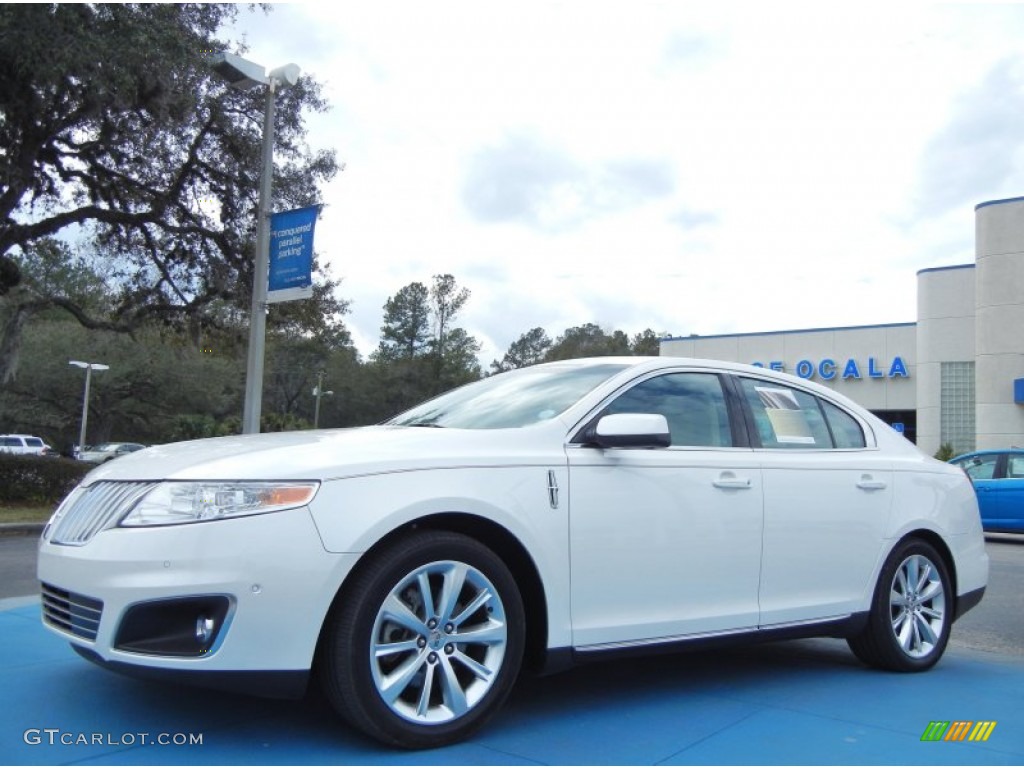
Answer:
114 595 231 657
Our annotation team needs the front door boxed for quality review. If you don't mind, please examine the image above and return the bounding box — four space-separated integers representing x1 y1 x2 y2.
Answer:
567 371 763 648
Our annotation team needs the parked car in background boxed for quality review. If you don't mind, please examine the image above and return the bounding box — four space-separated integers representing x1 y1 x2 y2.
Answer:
950 448 1024 533
0 434 53 456
38 358 988 748
77 442 147 464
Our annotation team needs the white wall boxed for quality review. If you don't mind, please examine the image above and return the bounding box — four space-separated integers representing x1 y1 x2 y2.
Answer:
975 198 1024 450
915 265 975 455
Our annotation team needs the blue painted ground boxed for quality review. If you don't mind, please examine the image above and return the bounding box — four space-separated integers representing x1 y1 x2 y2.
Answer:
2 596 1022 765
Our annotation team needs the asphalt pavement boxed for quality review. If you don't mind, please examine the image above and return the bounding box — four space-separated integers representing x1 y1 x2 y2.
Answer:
0 530 42 600
2 531 1022 764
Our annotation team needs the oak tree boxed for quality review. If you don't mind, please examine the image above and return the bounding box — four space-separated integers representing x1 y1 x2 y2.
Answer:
0 4 341 382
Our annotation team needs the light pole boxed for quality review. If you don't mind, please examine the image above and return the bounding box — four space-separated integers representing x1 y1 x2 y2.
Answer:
209 53 301 435
69 361 109 457
312 370 333 429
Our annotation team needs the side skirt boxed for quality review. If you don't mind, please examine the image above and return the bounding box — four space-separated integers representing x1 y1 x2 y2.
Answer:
539 613 869 674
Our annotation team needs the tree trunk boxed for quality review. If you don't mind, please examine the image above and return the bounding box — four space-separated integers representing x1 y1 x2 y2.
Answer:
0 301 36 386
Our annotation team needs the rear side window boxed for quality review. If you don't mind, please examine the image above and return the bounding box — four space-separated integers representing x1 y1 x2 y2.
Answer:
739 379 865 450
2 437 22 447
1005 455 1024 479
820 400 867 448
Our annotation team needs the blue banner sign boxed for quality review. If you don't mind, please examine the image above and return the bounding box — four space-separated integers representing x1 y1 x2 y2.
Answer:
751 356 910 381
267 205 319 303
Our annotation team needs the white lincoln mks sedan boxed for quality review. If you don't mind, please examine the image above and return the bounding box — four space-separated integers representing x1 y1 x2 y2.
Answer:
38 357 988 748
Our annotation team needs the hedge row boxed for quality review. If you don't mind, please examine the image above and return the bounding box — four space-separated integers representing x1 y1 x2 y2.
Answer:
0 453 92 504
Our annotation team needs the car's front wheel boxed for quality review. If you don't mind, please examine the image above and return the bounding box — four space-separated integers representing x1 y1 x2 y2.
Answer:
847 538 952 671
319 530 524 749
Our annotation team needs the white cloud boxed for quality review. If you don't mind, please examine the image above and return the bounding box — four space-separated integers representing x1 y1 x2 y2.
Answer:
229 2 1024 363
461 134 675 231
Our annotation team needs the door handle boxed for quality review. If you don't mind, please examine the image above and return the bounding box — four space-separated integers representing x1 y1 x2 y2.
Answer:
856 475 887 491
713 473 752 490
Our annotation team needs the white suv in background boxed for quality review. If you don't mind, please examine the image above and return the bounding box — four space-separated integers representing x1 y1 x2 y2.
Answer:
0 434 52 455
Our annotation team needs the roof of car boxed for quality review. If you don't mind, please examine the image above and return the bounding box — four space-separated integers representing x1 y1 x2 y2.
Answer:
952 448 1024 460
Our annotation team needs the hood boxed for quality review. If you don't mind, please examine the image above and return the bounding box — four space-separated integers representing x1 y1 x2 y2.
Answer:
82 425 562 484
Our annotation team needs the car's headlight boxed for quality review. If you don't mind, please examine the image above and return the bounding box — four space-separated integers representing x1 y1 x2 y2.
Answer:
120 481 319 527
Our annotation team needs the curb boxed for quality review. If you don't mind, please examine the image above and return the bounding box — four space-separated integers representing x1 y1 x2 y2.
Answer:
0 523 44 537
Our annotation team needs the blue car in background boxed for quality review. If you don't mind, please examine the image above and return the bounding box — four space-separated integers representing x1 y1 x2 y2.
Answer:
950 449 1024 533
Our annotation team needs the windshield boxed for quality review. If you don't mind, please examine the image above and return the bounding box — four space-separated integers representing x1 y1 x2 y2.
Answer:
387 363 628 429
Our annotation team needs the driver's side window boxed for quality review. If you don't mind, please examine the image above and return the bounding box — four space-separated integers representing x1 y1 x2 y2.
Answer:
603 373 732 447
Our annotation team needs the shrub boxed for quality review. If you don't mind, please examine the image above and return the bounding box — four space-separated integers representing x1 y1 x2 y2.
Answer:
0 454 91 504
933 442 956 462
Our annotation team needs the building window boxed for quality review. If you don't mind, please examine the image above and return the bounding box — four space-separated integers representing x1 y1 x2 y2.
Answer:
940 362 975 455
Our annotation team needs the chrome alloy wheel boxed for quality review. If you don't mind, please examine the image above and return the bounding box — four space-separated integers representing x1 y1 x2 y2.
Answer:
370 560 508 724
889 553 946 659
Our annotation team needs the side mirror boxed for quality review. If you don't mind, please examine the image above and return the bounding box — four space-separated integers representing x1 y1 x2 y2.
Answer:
588 413 671 449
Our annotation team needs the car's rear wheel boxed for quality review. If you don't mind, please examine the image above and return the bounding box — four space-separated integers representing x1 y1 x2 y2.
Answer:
847 538 952 671
319 530 524 749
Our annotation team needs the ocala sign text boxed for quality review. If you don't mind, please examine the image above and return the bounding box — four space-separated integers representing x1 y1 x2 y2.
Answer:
751 357 910 381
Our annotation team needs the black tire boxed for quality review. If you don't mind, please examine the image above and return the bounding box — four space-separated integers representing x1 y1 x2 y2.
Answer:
319 530 524 749
847 538 953 672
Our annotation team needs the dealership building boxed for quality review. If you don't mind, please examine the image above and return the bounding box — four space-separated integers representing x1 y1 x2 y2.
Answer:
660 196 1024 456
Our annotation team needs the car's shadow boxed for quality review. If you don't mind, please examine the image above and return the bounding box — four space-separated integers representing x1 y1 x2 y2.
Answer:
28 637 871 760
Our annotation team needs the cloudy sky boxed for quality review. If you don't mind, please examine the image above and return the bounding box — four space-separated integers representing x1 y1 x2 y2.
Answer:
229 2 1024 364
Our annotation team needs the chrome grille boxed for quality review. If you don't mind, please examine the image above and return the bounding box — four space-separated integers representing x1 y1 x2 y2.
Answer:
49 481 160 546
41 582 103 641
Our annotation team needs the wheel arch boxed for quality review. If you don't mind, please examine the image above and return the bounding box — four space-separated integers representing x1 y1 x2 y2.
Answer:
314 511 550 675
893 528 959 609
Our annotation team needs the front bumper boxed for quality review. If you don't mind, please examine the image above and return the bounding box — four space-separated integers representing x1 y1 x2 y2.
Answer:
37 506 359 693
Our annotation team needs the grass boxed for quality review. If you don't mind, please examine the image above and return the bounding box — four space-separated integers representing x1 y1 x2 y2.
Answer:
0 503 55 525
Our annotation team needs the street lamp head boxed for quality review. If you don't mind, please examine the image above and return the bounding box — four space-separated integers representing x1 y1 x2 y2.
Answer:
208 52 268 90
268 63 301 88
69 360 109 371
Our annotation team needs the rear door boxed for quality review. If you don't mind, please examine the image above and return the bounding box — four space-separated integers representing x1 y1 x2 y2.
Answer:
734 377 894 627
